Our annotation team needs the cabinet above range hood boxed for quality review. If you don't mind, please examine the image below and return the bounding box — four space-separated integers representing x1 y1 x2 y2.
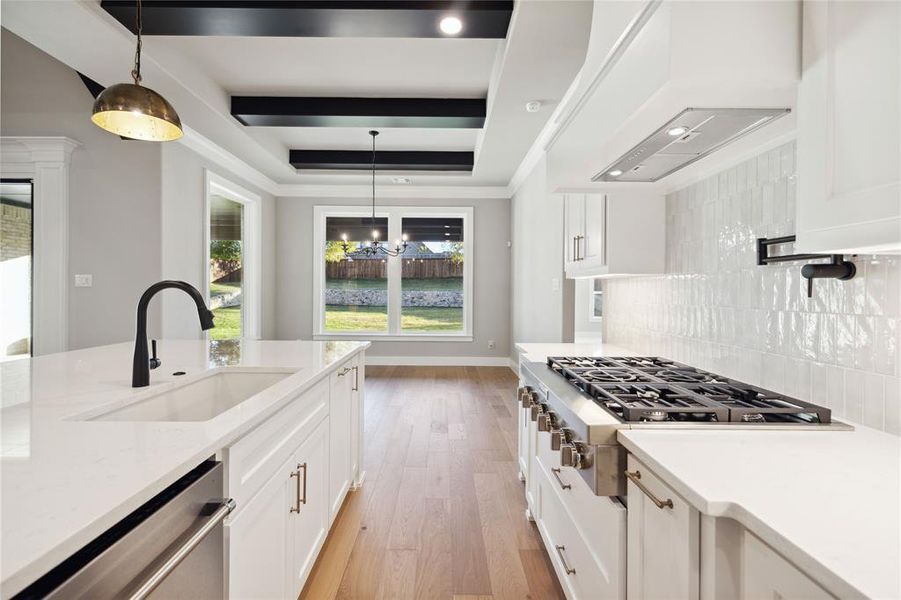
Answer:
591 107 790 183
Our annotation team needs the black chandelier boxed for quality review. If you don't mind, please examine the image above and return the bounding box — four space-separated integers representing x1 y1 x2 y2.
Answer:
341 130 409 258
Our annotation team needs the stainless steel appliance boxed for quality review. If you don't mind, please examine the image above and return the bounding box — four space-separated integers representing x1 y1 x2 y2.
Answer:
14 460 234 600
519 356 849 497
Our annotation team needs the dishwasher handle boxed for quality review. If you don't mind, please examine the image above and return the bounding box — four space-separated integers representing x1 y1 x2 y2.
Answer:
127 498 236 600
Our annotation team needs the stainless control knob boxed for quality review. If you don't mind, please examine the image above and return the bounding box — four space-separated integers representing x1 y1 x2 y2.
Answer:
560 441 588 470
521 389 536 409
550 428 564 451
530 402 547 422
538 411 557 432
516 386 528 405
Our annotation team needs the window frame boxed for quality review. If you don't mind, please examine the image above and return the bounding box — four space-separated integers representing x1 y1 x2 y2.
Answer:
313 205 474 341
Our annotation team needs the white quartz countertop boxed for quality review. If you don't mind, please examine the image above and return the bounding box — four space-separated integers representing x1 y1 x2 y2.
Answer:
619 427 901 599
0 339 368 596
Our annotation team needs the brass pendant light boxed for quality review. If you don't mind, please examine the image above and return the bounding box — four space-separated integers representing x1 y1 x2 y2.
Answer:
91 0 183 141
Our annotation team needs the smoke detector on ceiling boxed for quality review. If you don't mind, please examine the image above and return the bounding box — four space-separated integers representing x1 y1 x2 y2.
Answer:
392 176 413 184
525 101 542 113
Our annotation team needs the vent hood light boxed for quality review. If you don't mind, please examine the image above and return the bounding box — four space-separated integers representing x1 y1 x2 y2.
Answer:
592 108 790 183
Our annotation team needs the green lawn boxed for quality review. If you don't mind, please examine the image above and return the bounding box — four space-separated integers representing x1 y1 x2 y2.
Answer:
211 305 241 340
324 305 463 332
326 278 462 292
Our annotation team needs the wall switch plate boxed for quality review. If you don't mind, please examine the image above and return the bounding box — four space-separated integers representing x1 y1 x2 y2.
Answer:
74 274 93 287
488 340 496 349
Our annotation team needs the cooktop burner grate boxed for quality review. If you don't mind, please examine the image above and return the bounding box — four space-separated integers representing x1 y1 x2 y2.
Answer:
546 356 831 424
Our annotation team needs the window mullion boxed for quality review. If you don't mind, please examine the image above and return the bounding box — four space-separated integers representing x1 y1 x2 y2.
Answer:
386 210 402 334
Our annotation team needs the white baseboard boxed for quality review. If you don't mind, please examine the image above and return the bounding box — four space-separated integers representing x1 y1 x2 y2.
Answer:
508 358 519 374
364 355 512 367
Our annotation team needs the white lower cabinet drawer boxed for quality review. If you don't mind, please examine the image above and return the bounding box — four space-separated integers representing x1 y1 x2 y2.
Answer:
535 459 626 600
741 531 833 599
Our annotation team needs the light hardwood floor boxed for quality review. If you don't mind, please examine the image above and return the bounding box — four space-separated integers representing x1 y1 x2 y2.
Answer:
300 366 565 600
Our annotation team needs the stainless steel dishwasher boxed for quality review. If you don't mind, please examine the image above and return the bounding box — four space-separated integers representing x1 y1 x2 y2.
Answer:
14 459 234 600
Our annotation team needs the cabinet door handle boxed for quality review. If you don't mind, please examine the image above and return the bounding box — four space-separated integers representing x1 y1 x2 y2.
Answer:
551 468 572 491
299 462 308 505
555 545 576 575
572 236 577 262
290 468 302 513
352 366 359 391
625 470 673 509
578 235 584 261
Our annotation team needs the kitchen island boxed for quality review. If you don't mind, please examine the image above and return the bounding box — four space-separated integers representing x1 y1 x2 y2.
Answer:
0 339 368 597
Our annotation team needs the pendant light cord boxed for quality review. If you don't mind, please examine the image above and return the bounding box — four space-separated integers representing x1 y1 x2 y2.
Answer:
131 0 143 84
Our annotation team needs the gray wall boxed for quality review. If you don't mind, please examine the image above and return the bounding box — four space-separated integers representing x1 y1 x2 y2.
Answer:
1 30 163 349
510 155 573 362
160 143 277 339
275 196 511 359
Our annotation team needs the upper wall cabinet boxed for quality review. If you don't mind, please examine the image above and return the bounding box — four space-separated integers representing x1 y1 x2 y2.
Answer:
548 1 800 191
796 1 901 255
564 192 665 279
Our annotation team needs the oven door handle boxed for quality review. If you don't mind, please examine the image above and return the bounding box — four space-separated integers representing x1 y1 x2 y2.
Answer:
126 498 236 600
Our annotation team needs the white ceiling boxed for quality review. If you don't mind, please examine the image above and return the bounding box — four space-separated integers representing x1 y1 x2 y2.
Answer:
2 0 593 190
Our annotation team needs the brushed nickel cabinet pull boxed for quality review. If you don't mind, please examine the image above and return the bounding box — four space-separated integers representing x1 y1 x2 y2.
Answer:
299 462 308 505
555 545 576 575
625 470 674 509
289 468 302 513
352 366 359 391
551 468 572 491
577 235 584 261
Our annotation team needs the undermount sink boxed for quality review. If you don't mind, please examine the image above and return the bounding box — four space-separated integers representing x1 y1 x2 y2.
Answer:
91 370 292 422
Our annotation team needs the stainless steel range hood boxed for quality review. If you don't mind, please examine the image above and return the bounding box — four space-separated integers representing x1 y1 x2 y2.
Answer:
591 108 790 183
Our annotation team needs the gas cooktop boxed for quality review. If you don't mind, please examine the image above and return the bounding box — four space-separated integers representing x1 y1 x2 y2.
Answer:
547 356 831 424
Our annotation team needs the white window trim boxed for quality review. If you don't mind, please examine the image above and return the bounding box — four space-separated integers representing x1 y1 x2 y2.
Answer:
312 205 474 341
0 136 79 355
203 170 262 339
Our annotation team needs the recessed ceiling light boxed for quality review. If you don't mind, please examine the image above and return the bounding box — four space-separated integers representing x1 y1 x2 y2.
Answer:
392 176 412 184
439 16 463 35
667 126 688 137
608 170 623 177
525 101 541 113
445 232 451 236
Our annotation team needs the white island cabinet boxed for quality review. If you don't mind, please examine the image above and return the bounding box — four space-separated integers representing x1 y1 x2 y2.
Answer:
224 354 365 599
797 0 901 254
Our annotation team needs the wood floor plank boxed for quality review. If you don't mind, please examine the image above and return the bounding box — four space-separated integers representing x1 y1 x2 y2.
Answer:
303 366 563 600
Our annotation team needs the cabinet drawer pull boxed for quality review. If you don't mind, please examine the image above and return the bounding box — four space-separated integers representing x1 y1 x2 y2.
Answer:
299 462 308 505
551 468 572 491
289 468 302 513
625 470 673 509
555 545 576 575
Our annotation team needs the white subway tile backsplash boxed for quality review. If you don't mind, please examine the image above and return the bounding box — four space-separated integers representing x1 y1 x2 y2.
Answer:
603 140 901 434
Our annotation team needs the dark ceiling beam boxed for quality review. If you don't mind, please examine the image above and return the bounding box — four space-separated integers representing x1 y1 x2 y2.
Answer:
231 97 486 128
100 1 513 39
290 150 473 171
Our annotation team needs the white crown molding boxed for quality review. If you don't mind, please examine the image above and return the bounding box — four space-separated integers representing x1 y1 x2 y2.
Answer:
178 126 281 196
0 136 80 165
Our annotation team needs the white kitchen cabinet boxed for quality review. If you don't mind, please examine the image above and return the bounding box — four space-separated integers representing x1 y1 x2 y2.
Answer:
328 360 355 523
227 452 293 599
349 355 363 487
741 531 833 600
797 0 901 254
626 455 699 600
564 192 664 279
289 420 329 594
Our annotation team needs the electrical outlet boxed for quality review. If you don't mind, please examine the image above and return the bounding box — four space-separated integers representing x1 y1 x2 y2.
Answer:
74 274 93 288
488 340 496 349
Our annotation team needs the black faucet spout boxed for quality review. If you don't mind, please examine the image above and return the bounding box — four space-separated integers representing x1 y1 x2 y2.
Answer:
133 280 215 387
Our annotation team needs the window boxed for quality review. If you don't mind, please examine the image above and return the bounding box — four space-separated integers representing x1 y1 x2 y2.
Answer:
314 206 473 339
1 180 33 361
204 172 261 341
590 278 603 321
